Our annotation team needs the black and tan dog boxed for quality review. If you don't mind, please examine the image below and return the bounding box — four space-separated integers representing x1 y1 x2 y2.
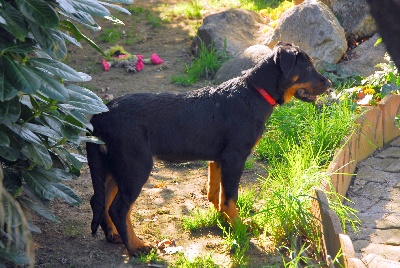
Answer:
86 42 331 255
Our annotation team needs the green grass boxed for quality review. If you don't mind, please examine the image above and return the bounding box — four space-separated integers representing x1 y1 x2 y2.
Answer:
98 28 122 44
181 207 220 231
255 99 358 166
218 219 251 267
249 99 361 263
172 41 229 86
170 0 202 19
172 253 219 268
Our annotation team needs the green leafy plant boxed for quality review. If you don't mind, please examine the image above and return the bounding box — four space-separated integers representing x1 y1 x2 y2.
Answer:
172 41 229 86
172 252 219 268
181 207 220 231
360 53 400 105
0 0 132 266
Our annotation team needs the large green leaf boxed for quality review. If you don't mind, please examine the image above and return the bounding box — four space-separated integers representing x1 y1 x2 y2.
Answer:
15 0 59 28
42 114 64 135
33 167 73 182
31 68 69 102
68 0 110 17
60 108 92 130
59 10 101 31
0 15 6 25
80 135 104 144
22 143 52 169
65 84 108 114
24 122 62 141
0 1 29 41
29 58 84 82
0 56 18 102
3 56 41 94
0 129 9 146
59 20 105 56
99 1 131 15
22 169 56 201
0 145 19 161
29 24 67 60
0 248 31 265
7 124 43 145
54 147 83 173
0 96 21 125
19 197 60 222
56 0 76 14
51 182 82 206
2 44 36 54
102 0 134 4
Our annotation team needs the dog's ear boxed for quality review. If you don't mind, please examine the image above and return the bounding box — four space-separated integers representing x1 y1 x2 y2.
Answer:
274 43 298 79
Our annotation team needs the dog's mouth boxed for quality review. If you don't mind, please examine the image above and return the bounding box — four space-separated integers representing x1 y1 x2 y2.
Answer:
294 89 319 102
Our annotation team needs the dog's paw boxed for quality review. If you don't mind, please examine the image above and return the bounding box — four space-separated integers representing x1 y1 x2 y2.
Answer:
106 233 123 244
128 241 154 256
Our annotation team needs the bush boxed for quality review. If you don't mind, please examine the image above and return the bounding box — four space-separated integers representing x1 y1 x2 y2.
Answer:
0 0 132 266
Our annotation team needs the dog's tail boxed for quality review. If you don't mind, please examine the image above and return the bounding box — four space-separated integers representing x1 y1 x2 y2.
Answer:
86 140 107 237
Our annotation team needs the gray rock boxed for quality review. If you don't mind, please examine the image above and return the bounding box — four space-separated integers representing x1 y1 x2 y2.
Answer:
331 0 376 38
214 45 272 84
337 34 387 77
263 0 347 70
191 9 267 57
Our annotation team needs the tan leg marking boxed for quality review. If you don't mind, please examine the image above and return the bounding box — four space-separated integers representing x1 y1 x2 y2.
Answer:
207 161 222 210
104 174 121 243
219 187 239 223
125 203 153 255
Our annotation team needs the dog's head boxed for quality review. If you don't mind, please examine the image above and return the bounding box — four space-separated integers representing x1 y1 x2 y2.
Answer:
245 42 331 104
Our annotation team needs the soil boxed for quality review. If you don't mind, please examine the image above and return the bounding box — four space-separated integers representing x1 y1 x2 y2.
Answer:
31 1 275 267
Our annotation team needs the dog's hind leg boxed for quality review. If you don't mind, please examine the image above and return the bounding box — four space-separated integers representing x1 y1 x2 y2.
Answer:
100 174 122 243
207 161 222 211
108 137 153 255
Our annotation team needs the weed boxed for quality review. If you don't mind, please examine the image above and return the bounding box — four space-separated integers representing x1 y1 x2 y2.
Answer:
98 28 122 44
181 207 220 231
171 252 219 268
131 248 165 266
64 223 83 238
172 41 229 86
146 13 165 28
170 0 202 19
218 219 250 267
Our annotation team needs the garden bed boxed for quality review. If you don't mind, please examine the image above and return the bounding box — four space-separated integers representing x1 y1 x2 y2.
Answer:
314 94 400 267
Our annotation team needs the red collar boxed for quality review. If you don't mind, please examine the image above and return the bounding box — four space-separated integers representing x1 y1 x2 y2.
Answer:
256 88 277 106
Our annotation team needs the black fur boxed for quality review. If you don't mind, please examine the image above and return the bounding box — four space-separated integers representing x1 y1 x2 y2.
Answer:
86 42 331 255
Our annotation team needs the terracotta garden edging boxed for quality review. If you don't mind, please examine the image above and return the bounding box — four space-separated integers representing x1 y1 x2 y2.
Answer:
313 94 400 267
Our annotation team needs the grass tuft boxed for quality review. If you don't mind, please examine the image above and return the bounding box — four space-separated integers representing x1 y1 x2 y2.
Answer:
172 41 229 86
181 207 220 231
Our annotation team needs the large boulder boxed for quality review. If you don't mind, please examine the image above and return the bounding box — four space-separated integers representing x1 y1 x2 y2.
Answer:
337 34 387 77
263 1 347 70
191 9 267 57
214 45 272 84
330 0 376 39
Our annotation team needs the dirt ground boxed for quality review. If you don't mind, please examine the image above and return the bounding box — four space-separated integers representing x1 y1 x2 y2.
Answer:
31 1 275 267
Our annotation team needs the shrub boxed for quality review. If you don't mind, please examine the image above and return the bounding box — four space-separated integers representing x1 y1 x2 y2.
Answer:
0 0 131 266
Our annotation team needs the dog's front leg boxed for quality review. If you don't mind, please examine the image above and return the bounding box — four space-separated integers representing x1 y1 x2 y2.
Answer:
218 153 246 223
207 161 222 210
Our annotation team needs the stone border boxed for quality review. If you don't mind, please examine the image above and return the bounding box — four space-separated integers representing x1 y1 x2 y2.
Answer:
314 94 400 267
